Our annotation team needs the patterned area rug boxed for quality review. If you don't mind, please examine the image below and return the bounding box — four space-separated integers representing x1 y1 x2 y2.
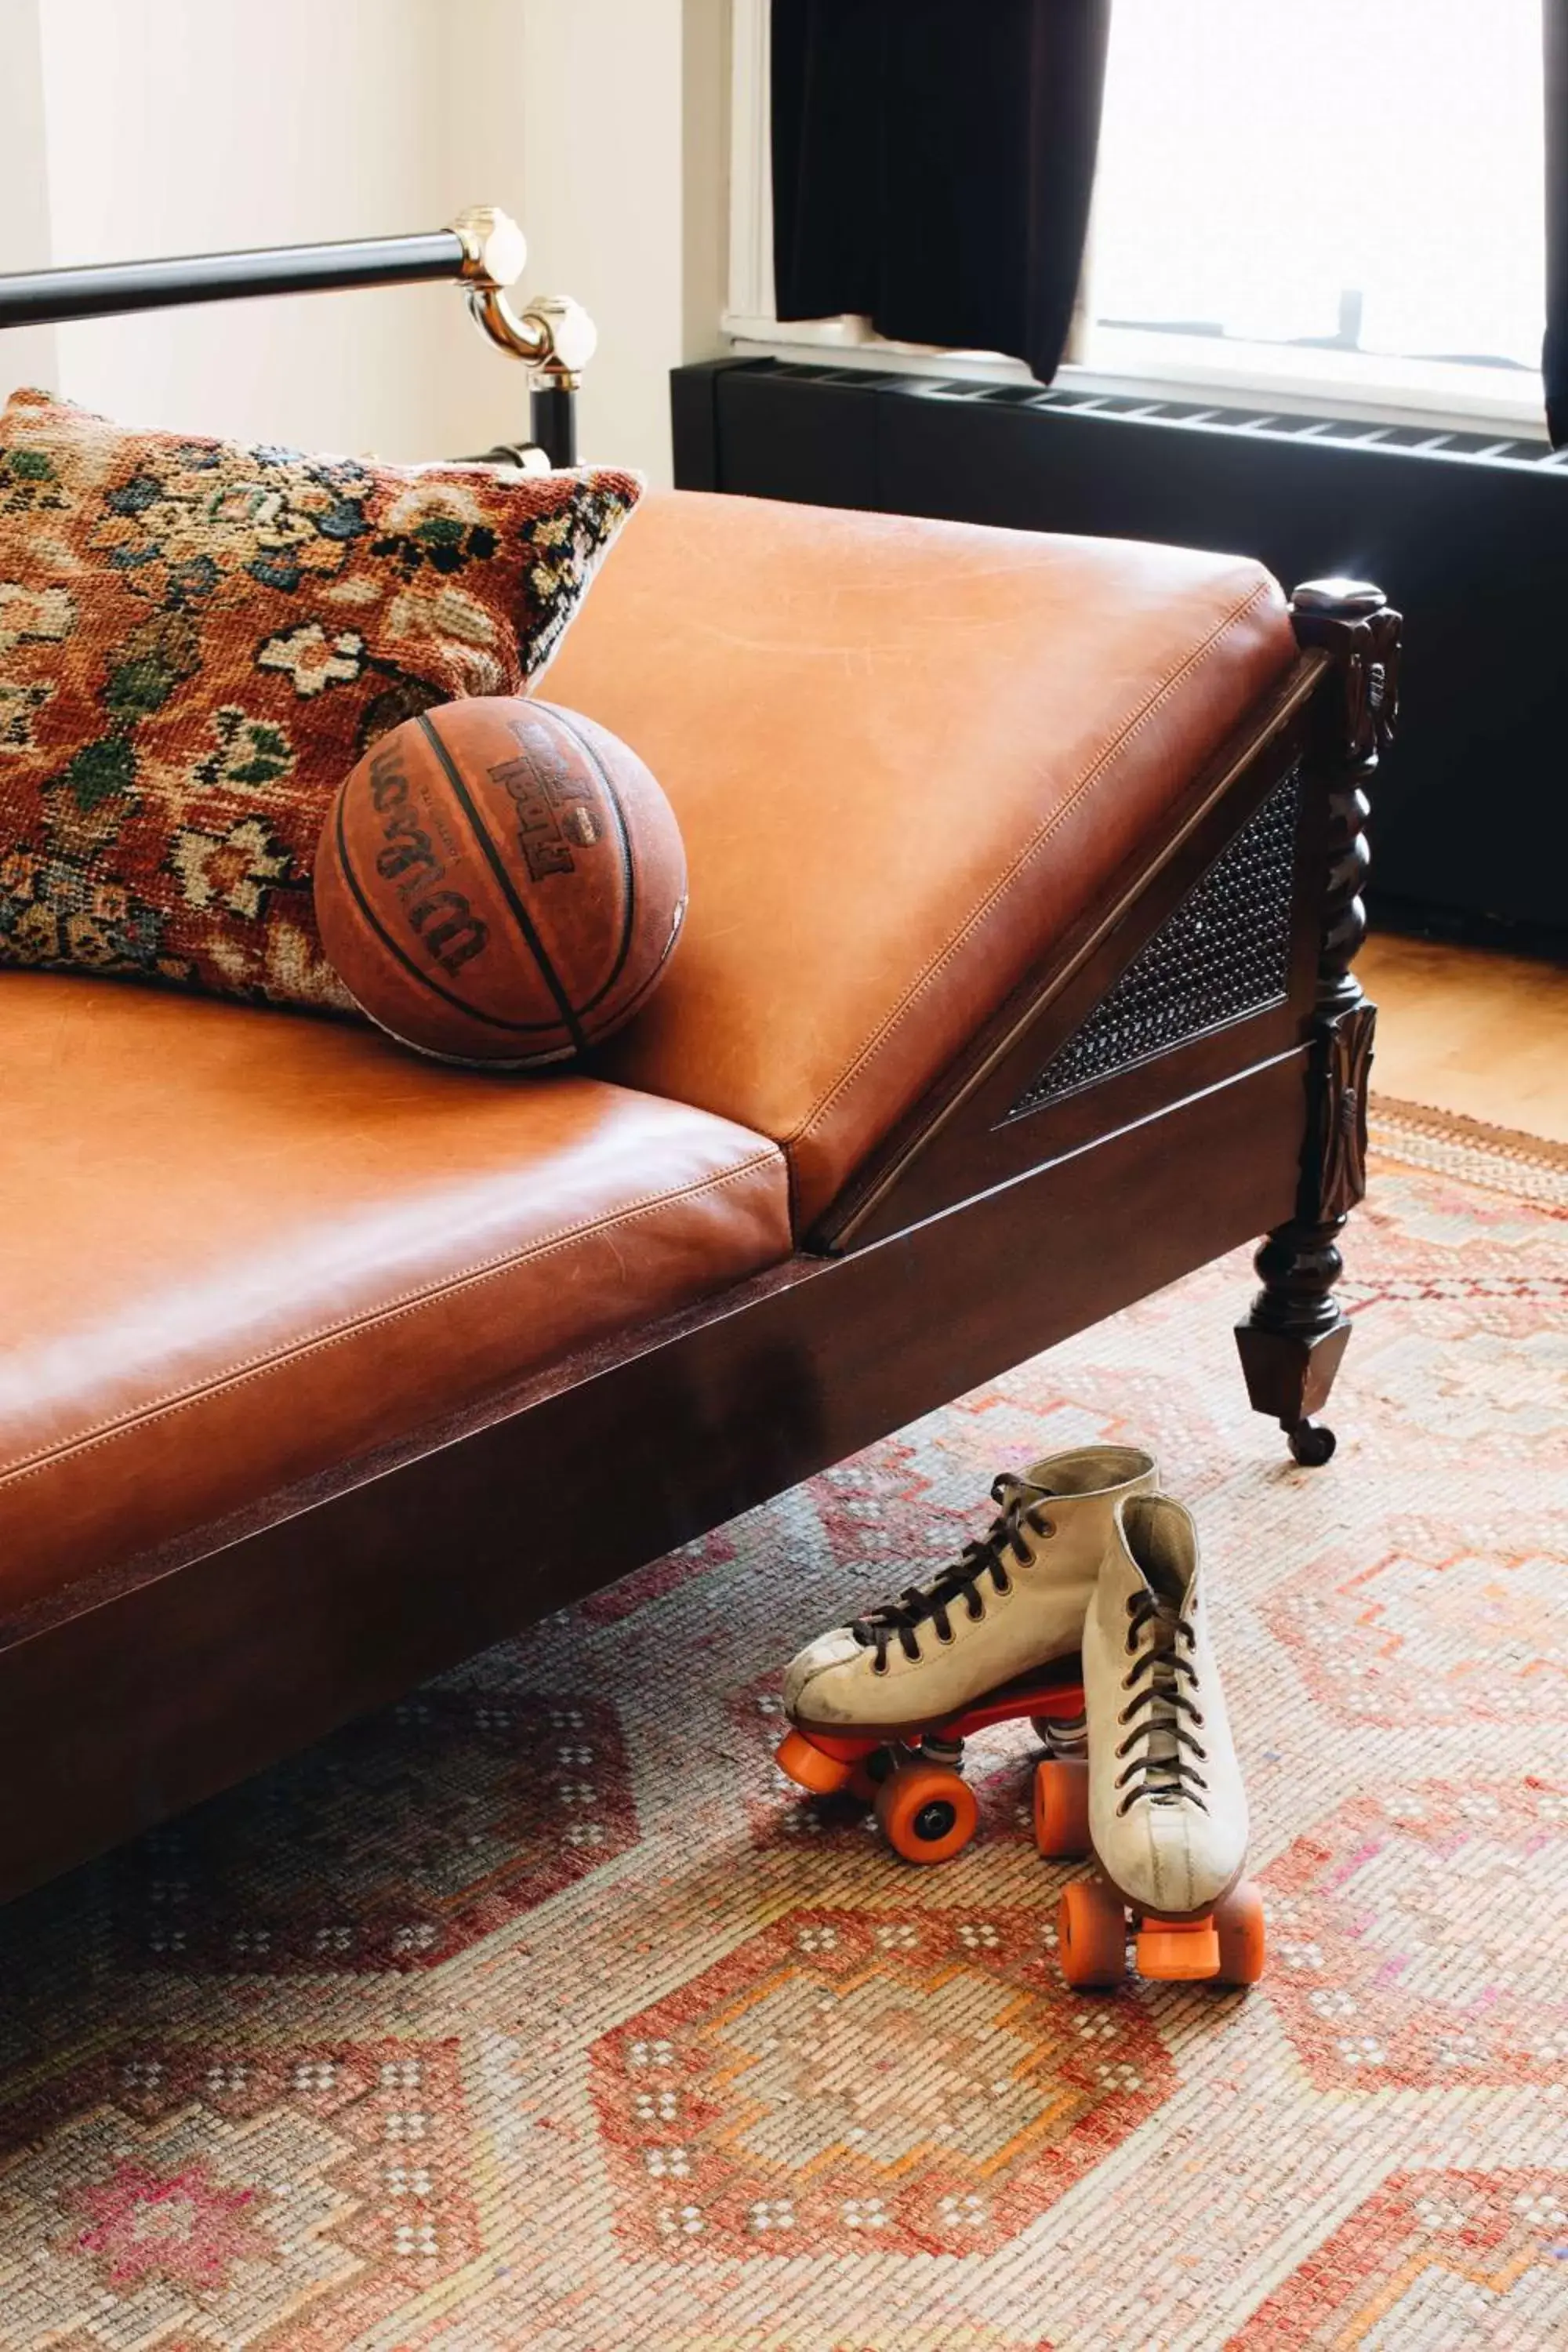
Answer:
1 1100 1565 2351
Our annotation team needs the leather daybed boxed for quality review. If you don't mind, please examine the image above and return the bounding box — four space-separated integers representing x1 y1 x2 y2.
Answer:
0 483 1398 1904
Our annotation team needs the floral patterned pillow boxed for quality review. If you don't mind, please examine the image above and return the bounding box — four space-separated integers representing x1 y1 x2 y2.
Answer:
0 387 640 1010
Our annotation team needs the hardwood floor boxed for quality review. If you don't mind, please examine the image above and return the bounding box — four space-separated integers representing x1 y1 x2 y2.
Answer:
1359 932 1568 1143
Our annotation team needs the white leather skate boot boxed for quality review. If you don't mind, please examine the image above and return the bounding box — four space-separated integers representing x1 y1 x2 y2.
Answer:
782 1446 1156 1740
1053 1492 1261 1985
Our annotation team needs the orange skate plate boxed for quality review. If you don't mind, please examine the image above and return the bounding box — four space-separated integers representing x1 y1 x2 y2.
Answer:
782 1658 1085 1769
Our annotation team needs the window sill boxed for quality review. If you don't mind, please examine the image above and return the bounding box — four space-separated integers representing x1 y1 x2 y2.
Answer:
722 313 1550 443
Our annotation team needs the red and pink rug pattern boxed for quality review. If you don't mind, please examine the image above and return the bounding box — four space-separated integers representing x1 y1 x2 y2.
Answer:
0 1104 1563 2349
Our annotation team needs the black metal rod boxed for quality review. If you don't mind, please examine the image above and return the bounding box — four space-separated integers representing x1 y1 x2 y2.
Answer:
530 383 578 470
0 225 582 474
0 230 467 330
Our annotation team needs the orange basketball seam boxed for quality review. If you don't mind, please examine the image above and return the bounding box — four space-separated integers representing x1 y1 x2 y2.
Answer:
417 710 590 1056
532 701 641 1022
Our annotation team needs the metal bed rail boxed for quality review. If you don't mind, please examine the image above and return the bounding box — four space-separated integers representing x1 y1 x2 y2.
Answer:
0 205 591 469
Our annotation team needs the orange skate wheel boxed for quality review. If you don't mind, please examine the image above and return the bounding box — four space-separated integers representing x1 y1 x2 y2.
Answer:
1214 1881 1267 1987
775 1729 855 1797
875 1761 978 1864
1032 1759 1091 1860
1136 1915 1221 1981
1058 1878 1129 1989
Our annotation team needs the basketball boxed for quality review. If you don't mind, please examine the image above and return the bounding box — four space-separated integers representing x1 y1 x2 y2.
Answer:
314 697 687 1068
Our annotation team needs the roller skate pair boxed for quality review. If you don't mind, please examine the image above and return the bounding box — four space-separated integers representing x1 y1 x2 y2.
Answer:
775 1447 1265 1991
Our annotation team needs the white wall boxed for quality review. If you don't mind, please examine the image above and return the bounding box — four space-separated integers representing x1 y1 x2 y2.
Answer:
683 0 731 367
2 0 728 481
516 0 686 474
0 0 56 395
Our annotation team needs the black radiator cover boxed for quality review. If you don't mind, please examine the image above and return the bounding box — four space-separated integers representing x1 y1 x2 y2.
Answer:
672 357 1568 941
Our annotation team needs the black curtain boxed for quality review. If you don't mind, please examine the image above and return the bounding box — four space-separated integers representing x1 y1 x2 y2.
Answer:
1547 1 1568 445
771 0 1112 387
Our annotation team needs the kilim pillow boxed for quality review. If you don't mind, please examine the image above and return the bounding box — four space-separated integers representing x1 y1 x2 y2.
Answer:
0 387 640 1011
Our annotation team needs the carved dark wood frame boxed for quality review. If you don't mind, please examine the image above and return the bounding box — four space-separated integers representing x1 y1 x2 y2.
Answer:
1234 584 1399 1464
0 579 1398 1901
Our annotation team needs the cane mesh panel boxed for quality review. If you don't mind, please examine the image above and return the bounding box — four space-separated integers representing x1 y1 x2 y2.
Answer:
1005 768 1301 1121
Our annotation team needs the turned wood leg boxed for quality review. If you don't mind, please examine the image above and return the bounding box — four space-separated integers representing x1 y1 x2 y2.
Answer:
1236 579 1399 1466
1236 1001 1377 1465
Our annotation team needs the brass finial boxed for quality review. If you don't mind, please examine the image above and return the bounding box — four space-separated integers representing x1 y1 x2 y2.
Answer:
447 205 597 387
448 206 527 290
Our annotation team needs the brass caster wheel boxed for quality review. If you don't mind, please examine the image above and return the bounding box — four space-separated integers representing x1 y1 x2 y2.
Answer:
1288 1417 1337 1467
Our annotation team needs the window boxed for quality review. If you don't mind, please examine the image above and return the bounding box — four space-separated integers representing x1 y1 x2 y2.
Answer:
726 0 1549 431
1085 0 1545 423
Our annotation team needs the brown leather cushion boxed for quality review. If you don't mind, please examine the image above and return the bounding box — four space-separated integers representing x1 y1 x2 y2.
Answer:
0 974 790 1616
544 492 1298 1228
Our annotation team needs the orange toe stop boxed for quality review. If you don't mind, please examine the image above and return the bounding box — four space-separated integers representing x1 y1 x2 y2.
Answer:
1136 1915 1222 1980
